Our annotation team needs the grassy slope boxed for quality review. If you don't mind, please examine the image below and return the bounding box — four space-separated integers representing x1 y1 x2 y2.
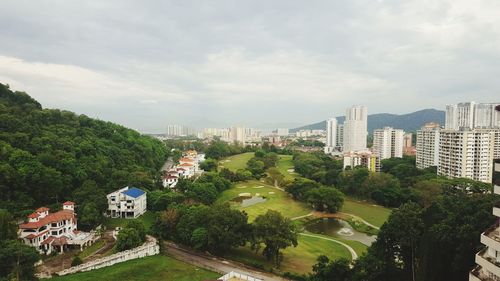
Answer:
341 198 391 228
217 180 311 221
226 234 351 274
50 255 219 281
219 152 254 171
104 211 157 231
276 155 296 180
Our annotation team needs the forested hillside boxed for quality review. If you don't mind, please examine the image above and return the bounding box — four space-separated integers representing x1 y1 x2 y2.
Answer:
0 83 168 215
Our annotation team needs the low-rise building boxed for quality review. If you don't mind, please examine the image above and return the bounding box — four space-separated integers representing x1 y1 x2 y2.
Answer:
343 151 380 172
18 202 95 254
107 187 147 219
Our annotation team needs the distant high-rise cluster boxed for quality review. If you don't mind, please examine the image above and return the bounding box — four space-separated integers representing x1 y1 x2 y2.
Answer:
166 124 195 137
416 102 500 183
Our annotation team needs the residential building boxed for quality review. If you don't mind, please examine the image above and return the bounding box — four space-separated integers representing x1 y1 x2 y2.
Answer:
343 151 380 172
274 128 289 136
372 127 404 159
324 118 337 154
230 126 246 144
296 130 312 138
18 202 95 254
416 122 441 169
162 150 205 188
107 187 147 218
475 103 500 128
202 128 231 141
438 129 500 183
343 105 368 152
336 123 344 150
166 124 195 137
245 128 262 142
469 158 500 281
446 102 500 130
403 133 413 148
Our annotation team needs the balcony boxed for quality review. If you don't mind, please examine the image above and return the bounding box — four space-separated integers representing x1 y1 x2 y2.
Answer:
482 226 500 253
470 265 496 281
476 248 500 278
494 202 500 217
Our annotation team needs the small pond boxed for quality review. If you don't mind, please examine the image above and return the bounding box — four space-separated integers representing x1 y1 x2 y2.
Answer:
232 196 267 207
305 218 376 246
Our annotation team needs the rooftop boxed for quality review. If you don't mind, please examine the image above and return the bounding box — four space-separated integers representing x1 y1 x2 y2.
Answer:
123 187 145 198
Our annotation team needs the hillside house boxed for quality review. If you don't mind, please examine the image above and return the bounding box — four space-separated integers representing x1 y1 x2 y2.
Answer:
18 202 95 254
107 187 147 218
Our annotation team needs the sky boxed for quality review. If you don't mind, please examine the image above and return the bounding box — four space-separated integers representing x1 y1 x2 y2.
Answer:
1 0 499 133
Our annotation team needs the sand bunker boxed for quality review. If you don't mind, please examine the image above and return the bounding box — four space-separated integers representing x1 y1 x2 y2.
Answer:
238 193 251 197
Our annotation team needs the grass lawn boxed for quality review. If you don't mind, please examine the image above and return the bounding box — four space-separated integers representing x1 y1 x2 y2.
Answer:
217 180 311 221
226 234 351 274
219 152 254 171
50 255 220 281
276 155 296 180
341 198 391 228
104 211 157 232
78 240 106 259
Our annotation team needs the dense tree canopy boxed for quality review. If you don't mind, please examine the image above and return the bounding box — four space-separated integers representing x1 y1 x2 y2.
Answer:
0 84 168 216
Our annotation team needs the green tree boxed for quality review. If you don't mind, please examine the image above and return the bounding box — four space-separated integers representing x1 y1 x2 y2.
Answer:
247 158 265 178
115 228 142 251
252 210 298 267
310 256 353 281
199 159 218 172
126 220 147 241
79 203 102 231
0 209 16 241
306 187 344 213
0 240 40 281
267 167 285 187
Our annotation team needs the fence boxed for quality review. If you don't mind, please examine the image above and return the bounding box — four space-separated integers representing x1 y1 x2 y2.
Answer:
56 236 159 276
218 271 263 281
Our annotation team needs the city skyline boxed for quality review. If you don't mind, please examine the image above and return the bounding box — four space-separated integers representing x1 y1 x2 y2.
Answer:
1 1 500 132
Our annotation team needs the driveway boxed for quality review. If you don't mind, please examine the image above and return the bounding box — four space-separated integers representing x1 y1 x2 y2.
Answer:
163 242 290 281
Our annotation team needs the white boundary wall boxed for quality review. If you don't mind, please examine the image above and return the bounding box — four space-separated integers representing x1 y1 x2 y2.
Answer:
218 271 263 281
56 236 159 276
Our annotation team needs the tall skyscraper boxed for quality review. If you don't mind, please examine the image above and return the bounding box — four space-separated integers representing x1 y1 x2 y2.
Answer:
343 105 368 152
324 118 337 154
372 127 404 159
438 129 499 183
416 122 441 169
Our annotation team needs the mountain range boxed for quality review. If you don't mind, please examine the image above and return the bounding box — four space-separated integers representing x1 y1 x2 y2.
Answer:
290 109 445 133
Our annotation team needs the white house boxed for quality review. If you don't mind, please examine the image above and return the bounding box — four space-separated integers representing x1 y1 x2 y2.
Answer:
107 187 147 218
162 174 179 188
18 202 95 254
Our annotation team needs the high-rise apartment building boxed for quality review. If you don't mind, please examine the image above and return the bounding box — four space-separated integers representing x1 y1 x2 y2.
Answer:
230 126 246 144
166 125 194 137
343 105 368 152
469 158 500 281
416 122 441 169
336 124 344 149
438 129 499 183
372 127 404 159
274 128 289 136
446 102 500 130
475 103 500 128
324 118 337 154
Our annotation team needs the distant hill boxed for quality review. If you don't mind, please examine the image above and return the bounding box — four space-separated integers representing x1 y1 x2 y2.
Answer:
291 109 445 133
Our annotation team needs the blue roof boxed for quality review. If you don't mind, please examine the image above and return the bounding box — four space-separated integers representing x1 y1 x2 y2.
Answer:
123 187 145 198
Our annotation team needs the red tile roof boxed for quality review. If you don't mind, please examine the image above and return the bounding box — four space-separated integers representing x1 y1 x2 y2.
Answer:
180 163 193 167
179 158 194 162
63 201 75 205
20 210 75 229
25 230 49 239
36 207 50 212
28 213 39 219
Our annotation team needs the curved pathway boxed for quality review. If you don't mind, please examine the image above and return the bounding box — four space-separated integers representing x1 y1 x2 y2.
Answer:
299 233 358 260
338 212 380 230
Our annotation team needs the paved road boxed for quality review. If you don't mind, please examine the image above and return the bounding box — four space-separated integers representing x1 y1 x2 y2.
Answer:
299 233 358 260
164 242 290 281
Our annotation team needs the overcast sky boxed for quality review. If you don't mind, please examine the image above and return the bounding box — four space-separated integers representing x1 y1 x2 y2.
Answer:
1 1 499 132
